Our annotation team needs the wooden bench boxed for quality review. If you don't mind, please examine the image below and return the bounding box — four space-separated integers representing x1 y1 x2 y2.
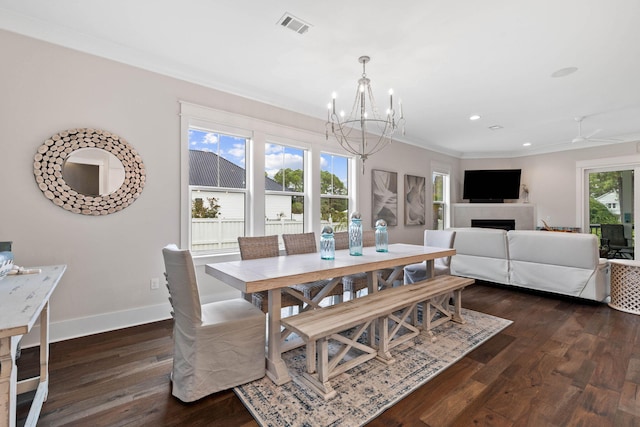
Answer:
280 274 474 399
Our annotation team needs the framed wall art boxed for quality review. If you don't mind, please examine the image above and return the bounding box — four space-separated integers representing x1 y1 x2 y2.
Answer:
404 174 426 225
371 169 398 226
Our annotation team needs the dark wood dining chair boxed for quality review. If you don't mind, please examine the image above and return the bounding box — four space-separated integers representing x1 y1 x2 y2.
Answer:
237 235 302 313
282 232 344 306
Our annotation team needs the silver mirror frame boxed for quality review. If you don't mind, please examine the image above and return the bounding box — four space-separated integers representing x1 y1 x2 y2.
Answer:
33 128 146 215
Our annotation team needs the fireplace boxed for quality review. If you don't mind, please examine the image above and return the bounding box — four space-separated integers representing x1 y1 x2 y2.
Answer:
471 219 516 231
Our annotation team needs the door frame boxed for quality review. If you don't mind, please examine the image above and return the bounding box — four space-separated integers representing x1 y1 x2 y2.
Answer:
576 155 639 260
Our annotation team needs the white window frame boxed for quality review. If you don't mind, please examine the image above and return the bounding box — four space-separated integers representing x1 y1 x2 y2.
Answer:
264 140 309 243
431 162 451 230
180 101 356 265
320 151 355 231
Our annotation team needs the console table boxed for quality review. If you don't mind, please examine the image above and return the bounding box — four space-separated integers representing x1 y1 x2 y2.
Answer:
0 265 66 427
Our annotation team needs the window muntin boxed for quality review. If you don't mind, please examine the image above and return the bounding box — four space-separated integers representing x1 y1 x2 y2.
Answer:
188 128 247 253
265 143 306 239
321 153 350 231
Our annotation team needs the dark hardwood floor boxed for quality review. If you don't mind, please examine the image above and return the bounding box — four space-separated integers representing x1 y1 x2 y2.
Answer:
17 283 640 426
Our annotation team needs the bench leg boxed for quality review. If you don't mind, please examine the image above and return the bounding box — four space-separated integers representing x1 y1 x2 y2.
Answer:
451 288 465 324
376 316 394 364
300 338 337 400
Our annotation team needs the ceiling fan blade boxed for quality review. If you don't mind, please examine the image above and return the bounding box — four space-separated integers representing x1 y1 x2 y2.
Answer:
572 136 586 143
585 128 602 139
587 137 623 143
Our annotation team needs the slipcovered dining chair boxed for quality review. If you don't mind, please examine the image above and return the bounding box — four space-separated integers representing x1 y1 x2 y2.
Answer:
338 230 382 299
162 244 265 402
404 230 456 284
237 235 301 313
282 232 344 306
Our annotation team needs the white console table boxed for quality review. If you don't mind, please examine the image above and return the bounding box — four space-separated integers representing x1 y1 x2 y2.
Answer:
0 265 66 427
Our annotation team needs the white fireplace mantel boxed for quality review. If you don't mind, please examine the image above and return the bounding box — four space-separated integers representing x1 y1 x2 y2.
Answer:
452 203 535 230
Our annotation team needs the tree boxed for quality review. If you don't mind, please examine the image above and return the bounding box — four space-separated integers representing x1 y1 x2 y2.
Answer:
320 171 348 225
589 196 619 225
589 172 621 199
321 170 347 195
192 197 221 218
273 168 303 192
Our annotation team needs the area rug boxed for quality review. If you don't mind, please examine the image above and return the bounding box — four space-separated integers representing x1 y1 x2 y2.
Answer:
234 308 512 427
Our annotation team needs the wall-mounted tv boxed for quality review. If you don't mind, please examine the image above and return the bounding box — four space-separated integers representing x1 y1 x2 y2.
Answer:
463 169 521 203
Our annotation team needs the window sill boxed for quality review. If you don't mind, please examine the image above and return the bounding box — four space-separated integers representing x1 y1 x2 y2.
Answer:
192 251 241 267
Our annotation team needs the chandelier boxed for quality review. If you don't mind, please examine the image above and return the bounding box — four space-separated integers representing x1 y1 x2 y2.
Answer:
326 55 405 173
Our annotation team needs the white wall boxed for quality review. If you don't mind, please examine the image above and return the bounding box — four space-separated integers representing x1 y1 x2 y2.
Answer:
0 29 459 345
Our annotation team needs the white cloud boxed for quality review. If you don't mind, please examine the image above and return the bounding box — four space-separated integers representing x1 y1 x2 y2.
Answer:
203 133 219 145
265 152 304 178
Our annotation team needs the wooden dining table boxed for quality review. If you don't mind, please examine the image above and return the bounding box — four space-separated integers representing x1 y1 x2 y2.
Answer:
205 243 455 385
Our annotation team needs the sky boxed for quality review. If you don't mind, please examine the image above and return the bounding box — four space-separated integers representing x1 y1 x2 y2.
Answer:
189 129 349 185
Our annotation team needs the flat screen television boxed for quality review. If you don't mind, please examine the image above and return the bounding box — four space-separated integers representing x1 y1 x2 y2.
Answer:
463 169 521 203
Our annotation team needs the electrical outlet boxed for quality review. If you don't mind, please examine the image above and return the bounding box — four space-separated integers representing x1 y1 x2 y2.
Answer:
150 278 160 290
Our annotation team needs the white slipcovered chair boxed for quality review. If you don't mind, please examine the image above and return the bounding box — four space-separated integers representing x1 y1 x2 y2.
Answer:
162 244 265 402
404 230 456 284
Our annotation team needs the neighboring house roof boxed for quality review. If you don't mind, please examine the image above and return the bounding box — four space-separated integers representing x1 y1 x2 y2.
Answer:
595 190 618 204
189 150 283 190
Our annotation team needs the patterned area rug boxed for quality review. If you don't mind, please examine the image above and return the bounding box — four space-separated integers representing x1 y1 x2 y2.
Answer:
234 308 512 427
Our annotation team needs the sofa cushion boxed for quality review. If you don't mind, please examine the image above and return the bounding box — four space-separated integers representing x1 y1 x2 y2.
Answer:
508 230 602 297
449 227 509 259
508 230 598 269
448 227 510 285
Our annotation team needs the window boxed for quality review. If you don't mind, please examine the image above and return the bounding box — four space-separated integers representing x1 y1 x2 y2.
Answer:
188 128 247 253
181 102 359 261
265 142 306 242
320 153 350 231
432 171 450 230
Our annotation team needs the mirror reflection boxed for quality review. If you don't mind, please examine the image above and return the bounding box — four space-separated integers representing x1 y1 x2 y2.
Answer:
63 148 125 196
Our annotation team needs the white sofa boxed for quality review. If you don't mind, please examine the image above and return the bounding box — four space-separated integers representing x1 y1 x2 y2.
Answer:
448 228 609 302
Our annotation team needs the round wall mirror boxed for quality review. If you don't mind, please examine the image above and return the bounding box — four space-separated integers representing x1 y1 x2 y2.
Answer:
33 128 146 215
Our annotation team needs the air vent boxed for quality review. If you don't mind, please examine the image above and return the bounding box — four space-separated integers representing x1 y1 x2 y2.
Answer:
277 13 311 35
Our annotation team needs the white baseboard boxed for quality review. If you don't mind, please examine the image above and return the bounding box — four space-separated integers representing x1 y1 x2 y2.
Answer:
20 290 239 348
20 303 171 348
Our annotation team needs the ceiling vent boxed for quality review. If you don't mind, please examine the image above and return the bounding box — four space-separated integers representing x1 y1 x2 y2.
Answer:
277 13 311 35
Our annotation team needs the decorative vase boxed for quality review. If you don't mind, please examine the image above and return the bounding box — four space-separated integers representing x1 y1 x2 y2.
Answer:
349 212 363 256
375 219 388 252
320 225 335 260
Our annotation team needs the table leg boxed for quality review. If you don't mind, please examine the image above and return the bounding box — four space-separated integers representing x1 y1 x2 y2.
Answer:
40 303 49 399
0 335 20 427
265 289 291 385
426 259 435 278
367 271 379 348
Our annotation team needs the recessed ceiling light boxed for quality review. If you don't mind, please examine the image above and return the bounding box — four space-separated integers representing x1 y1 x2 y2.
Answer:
523 142 532 147
551 67 578 78
469 114 481 121
488 125 503 131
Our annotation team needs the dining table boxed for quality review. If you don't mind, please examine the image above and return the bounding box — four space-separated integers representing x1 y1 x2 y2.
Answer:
205 243 455 385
